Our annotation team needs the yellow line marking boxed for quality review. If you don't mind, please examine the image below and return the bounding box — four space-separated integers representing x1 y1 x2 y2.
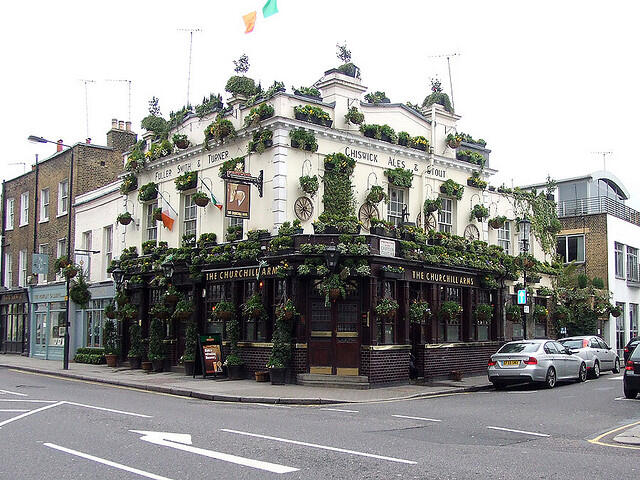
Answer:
588 420 640 450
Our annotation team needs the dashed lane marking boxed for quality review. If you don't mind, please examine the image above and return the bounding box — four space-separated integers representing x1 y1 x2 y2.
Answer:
486 426 550 437
0 409 29 412
392 415 442 422
0 401 64 428
320 408 359 413
0 389 28 397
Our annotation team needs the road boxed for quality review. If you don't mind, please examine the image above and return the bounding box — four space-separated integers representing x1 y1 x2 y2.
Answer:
0 367 638 479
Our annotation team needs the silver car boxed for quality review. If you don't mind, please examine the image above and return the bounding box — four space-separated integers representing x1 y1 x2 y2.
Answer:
488 339 587 389
558 336 620 378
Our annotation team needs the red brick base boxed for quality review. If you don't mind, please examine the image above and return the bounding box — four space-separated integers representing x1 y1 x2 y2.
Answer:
418 342 502 380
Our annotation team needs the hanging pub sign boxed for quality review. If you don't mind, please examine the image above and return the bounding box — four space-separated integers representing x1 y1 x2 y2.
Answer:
225 181 251 219
198 334 223 379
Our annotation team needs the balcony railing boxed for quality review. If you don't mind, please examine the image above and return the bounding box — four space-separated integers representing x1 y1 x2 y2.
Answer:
557 196 640 226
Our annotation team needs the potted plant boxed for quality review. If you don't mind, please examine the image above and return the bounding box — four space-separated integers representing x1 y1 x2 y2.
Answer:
423 198 442 214
61 263 79 279
534 305 549 322
172 133 190 150
104 302 116 319
474 304 493 323
467 171 488 190
384 167 413 188
440 301 462 322
290 128 319 152
381 265 405 280
446 132 463 149
344 106 364 125
117 212 133 226
369 218 386 236
138 182 158 202
182 318 198 376
397 131 411 147
267 304 294 385
103 319 119 367
226 224 243 242
470 204 489 222
175 171 197 191
120 303 138 321
440 179 464 200
192 191 210 207
366 185 388 204
212 300 235 321
316 274 347 305
120 174 138 195
248 129 273 154
173 299 194 321
375 298 399 319
152 207 163 222
610 305 622 318
506 304 521 322
278 299 297 321
242 293 265 319
127 322 143 369
488 216 507 229
409 300 430 323
148 317 166 372
219 156 245 177
410 136 429 152
204 117 236 148
164 285 180 306
299 175 319 196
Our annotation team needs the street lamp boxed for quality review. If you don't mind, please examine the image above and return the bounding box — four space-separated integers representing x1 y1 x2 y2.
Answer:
324 246 340 271
28 135 74 370
518 216 531 339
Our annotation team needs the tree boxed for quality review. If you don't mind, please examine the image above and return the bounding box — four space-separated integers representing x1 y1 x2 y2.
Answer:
148 96 161 116
233 54 250 75
336 42 351 64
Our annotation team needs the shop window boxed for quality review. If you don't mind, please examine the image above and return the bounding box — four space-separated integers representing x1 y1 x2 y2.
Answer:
615 242 625 278
438 197 453 233
439 287 461 342
1 303 25 345
556 235 585 263
205 283 229 338
243 281 266 342
387 187 406 226
498 221 511 254
49 302 67 347
86 299 106 347
376 280 396 344
627 246 639 282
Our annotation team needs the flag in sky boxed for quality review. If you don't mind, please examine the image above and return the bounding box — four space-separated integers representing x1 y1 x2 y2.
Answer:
262 0 278 18
210 190 223 210
161 197 176 231
243 11 257 33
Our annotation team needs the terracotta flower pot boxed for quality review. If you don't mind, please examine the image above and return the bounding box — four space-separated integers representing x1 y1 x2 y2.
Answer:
141 361 152 371
105 354 118 367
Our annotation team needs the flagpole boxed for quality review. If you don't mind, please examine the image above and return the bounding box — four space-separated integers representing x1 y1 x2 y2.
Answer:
157 190 179 216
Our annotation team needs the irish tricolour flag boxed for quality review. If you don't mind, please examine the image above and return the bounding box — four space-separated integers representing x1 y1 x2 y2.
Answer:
161 197 176 231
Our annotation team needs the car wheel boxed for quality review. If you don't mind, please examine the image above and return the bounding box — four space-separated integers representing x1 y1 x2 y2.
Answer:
612 358 621 374
545 367 557 389
624 386 637 399
578 363 587 382
591 360 600 379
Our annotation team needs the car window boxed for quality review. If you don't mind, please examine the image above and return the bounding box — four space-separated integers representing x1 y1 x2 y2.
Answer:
589 339 600 348
597 339 609 349
560 339 582 349
630 345 640 361
499 342 540 354
544 342 558 354
554 342 568 353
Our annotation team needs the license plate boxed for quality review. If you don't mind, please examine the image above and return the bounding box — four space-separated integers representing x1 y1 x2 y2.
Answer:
502 360 520 366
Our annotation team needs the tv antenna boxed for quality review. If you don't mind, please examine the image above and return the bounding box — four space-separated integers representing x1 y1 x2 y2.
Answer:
79 79 96 138
106 79 132 121
8 162 26 173
177 27 202 108
428 52 460 111
591 151 612 171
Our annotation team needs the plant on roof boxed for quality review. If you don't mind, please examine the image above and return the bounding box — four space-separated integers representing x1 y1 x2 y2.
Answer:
243 103 275 127
290 128 318 152
422 78 453 113
410 135 429 152
248 129 273 154
293 86 321 99
204 117 236 148
364 91 390 104
194 93 224 118
457 149 486 167
336 42 361 78
172 133 190 149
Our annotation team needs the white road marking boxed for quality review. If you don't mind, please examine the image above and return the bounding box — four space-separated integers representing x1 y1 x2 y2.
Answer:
0 401 64 428
609 376 623 380
0 409 29 412
392 414 442 422
320 408 359 413
0 389 28 397
221 428 418 465
63 401 152 418
614 397 637 401
255 404 292 409
507 391 537 394
486 426 550 438
0 399 55 403
45 443 174 480
131 430 298 474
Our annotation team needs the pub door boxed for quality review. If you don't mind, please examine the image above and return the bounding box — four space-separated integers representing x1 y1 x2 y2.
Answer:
308 297 360 376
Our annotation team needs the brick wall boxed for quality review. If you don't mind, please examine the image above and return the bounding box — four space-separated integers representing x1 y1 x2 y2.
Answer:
360 348 410 384
223 344 306 380
559 214 608 288
420 342 502 380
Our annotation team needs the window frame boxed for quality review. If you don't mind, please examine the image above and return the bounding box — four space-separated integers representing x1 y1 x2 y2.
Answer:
438 197 453 233
19 192 29 227
626 246 639 283
103 226 113 279
5 198 14 230
58 180 69 216
497 221 511 254
40 188 50 222
4 252 12 288
183 193 197 238
56 238 67 281
18 250 27 287
145 201 158 242
615 242 625 279
387 186 407 226
556 234 585 264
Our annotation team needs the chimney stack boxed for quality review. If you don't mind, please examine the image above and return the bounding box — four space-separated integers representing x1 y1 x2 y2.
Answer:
112 118 118 129
107 117 137 152
86 138 92 144
118 120 125 130
125 121 132 132
57 139 63 152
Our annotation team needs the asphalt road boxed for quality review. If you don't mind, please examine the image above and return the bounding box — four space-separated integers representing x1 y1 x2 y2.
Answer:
0 367 638 480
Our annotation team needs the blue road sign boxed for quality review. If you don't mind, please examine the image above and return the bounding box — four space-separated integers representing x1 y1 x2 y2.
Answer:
517 289 527 305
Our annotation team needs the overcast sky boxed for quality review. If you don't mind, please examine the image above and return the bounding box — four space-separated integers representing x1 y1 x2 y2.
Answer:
3 1 639 208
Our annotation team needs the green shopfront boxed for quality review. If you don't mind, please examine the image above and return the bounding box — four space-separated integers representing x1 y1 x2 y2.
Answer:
29 284 69 361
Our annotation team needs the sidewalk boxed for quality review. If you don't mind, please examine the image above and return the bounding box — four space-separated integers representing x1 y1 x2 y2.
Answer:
614 425 640 446
0 355 492 405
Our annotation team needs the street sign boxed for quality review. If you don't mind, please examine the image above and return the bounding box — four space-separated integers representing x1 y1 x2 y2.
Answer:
517 289 527 305
32 253 49 274
523 306 530 314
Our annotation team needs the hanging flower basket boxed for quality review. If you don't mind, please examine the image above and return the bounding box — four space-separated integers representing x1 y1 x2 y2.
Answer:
153 208 163 222
192 192 210 207
329 288 341 301
63 265 79 279
117 212 133 225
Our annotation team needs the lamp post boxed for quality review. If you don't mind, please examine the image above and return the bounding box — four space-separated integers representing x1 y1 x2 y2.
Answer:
28 135 74 369
518 216 531 339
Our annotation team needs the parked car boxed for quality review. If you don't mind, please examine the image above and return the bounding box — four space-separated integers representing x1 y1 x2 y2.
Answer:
624 336 640 364
558 336 620 378
488 339 587 389
623 345 640 399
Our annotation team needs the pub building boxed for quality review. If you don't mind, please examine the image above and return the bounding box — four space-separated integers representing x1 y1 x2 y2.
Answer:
114 66 556 384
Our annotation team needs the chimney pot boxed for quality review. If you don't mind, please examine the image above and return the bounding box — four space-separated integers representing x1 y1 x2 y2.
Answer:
57 139 63 152
118 121 124 130
125 121 131 132
112 118 118 129
86 138 91 144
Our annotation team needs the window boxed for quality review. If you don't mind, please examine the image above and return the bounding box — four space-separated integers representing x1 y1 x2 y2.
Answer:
56 238 66 281
439 287 462 342
376 280 396 344
4 252 12 288
498 221 511 254
18 250 27 287
86 299 106 347
205 283 229 337
387 187 406 226
5 198 14 230
183 194 197 237
58 180 69 215
146 202 158 241
438 197 453 233
615 242 625 278
38 244 49 284
40 188 50 221
556 235 585 263
631 304 639 340
242 282 266 341
474 291 491 341
103 226 113 279
80 231 92 277
228 216 243 239
627 246 639 283
19 192 29 226
616 302 626 358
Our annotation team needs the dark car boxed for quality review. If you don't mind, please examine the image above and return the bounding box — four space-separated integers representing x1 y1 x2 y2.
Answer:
623 344 640 399
624 337 640 364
